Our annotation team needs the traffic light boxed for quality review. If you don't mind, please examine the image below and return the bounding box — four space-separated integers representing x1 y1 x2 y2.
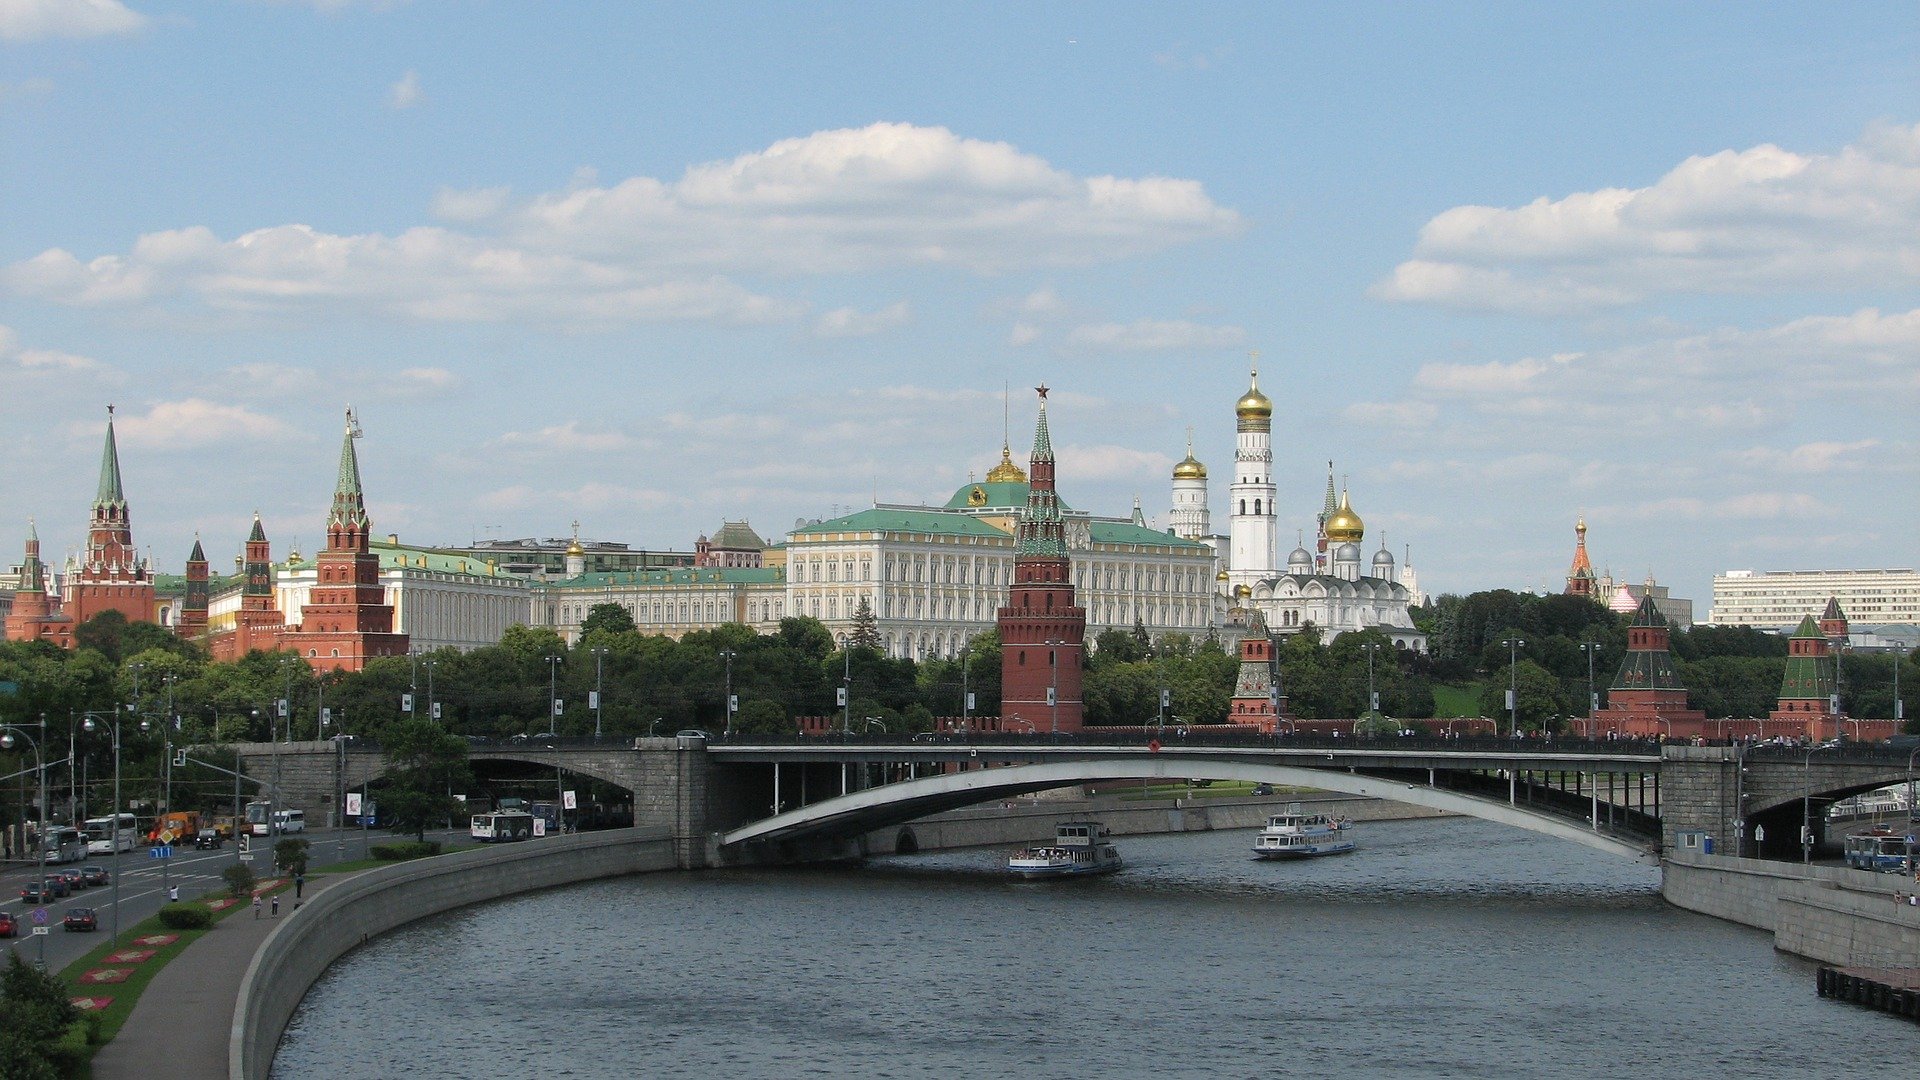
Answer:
239 832 252 854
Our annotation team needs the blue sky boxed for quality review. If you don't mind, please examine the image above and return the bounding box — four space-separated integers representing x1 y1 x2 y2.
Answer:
4 1 1916 612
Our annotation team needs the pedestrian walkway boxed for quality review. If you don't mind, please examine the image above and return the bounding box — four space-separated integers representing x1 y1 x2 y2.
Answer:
91 874 356 1080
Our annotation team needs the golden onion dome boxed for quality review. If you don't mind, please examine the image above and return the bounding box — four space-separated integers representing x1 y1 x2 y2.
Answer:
984 443 1027 484
565 538 585 557
1215 569 1230 582
1172 452 1207 481
1324 490 1364 543
1235 379 1272 420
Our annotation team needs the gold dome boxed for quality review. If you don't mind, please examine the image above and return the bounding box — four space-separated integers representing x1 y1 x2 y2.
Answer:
1173 453 1207 481
1324 490 1364 543
565 538 585 557
1235 378 1272 420
984 443 1028 484
1215 569 1230 582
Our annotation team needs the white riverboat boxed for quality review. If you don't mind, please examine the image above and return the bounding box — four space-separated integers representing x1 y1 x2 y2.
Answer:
1252 804 1356 859
1008 822 1123 879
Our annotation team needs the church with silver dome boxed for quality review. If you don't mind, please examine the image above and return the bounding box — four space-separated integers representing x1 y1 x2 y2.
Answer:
1167 362 1428 653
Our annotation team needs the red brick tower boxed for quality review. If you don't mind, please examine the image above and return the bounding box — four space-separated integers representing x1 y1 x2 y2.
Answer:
62 407 156 629
1591 593 1705 737
1771 614 1839 739
215 514 288 660
998 386 1086 734
284 410 408 672
176 536 209 641
1564 518 1597 598
1227 611 1285 732
1819 596 1850 647
3 520 70 647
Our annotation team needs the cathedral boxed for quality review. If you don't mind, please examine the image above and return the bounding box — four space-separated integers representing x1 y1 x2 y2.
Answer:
1168 363 1427 652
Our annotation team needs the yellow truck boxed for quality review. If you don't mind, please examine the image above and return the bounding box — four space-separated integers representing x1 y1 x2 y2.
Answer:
147 810 203 846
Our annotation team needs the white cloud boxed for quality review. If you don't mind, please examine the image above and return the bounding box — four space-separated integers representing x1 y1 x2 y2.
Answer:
1057 443 1168 482
0 0 145 42
97 399 296 450
490 421 637 455
431 185 511 222
5 124 1235 326
1731 439 1880 475
1008 322 1042 347
1413 353 1577 394
0 324 103 372
1374 123 1920 311
812 300 910 338
1066 319 1245 352
1342 400 1437 429
387 70 422 110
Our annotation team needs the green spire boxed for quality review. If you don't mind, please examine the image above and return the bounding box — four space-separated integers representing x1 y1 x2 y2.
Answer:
1321 462 1338 519
188 535 205 562
1030 387 1054 462
329 409 371 531
19 520 44 593
248 513 266 543
96 407 126 509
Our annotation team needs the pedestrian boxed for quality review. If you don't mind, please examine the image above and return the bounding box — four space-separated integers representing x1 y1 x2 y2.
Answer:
252 895 261 919
167 885 179 903
294 872 304 899
271 895 280 917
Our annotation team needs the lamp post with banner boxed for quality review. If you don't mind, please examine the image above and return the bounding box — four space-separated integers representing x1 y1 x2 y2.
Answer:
1 720 48 968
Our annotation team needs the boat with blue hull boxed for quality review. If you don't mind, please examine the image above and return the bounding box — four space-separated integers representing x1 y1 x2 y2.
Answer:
1009 822 1123 879
1253 804 1356 859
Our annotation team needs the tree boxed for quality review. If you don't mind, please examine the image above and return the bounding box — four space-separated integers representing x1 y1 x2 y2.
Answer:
848 597 882 651
379 718 471 842
580 602 636 637
0 952 77 1079
1477 659 1566 733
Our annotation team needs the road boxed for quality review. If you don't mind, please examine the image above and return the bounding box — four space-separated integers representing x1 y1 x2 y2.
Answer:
2 825 467 973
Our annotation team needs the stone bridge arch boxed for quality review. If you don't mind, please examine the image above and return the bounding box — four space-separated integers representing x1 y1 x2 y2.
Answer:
720 756 1658 864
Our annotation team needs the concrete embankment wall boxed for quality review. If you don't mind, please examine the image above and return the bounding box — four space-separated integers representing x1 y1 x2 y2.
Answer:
864 793 1448 854
1661 849 1920 965
233 827 678 1080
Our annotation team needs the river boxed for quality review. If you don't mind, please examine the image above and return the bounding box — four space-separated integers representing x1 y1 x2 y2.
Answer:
272 817 1911 1078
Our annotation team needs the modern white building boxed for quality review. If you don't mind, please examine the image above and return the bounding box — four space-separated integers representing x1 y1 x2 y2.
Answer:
1709 568 1920 630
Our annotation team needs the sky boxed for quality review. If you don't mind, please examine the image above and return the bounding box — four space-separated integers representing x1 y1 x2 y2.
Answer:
3 1 1916 612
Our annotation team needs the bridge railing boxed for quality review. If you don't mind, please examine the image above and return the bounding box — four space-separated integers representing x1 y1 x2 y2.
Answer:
713 729 1664 757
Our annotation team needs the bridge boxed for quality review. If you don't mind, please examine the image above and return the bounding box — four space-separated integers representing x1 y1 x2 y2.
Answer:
228 732 1920 869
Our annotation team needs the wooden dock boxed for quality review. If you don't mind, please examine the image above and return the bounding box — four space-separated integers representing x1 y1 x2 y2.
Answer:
1817 964 1920 1021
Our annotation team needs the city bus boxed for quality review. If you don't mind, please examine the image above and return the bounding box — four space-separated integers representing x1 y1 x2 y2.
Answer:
471 810 535 843
84 813 140 855
41 826 86 864
1843 826 1913 873
244 802 305 836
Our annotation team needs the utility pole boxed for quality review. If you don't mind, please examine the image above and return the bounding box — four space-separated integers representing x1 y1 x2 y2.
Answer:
590 646 609 740
1502 637 1526 737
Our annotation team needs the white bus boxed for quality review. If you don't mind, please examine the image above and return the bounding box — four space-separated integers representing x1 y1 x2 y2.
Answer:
84 813 140 855
42 825 86 864
244 802 306 836
471 810 534 843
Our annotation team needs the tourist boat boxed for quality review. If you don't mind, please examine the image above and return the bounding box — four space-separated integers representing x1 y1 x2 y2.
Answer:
1252 804 1356 859
1008 822 1123 879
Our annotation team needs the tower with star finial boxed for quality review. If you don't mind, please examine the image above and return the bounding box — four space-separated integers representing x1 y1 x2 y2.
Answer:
998 385 1087 734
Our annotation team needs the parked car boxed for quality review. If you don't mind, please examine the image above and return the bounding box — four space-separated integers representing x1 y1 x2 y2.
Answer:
62 907 97 932
194 828 224 850
0 911 16 937
80 865 110 886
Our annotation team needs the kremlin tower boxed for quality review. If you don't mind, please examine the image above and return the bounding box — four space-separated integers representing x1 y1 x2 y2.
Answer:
1226 609 1285 733
283 409 408 673
1590 594 1705 737
1565 519 1597 598
3 521 67 647
1771 612 1841 739
176 537 209 641
211 514 290 661
1227 359 1277 593
62 407 156 628
998 386 1087 734
1167 429 1210 541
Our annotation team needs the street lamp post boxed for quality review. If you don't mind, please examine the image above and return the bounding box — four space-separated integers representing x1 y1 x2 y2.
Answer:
590 646 609 740
81 708 125 945
1802 748 1815 864
1046 638 1065 737
1580 642 1601 737
1 721 48 968
544 655 563 734
1502 638 1526 737
1361 642 1381 716
720 649 737 738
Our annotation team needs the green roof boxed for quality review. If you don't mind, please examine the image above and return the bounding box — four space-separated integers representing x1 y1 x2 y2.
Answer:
287 541 520 579
1089 521 1209 550
708 521 766 549
793 508 1013 539
941 480 1072 512
549 566 784 589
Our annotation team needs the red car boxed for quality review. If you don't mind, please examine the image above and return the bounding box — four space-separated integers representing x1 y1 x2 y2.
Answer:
63 907 97 932
0 911 15 937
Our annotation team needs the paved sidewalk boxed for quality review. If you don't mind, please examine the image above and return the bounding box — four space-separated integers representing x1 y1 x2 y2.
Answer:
92 877 348 1080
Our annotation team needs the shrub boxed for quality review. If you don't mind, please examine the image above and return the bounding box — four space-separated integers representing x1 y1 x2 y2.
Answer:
222 863 256 899
369 841 442 862
157 904 213 930
274 837 310 875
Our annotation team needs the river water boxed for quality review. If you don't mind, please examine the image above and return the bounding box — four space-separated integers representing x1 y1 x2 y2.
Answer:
273 818 1910 1079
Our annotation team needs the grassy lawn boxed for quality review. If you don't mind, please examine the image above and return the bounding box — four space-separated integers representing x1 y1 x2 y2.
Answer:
1432 682 1484 718
58 877 292 1049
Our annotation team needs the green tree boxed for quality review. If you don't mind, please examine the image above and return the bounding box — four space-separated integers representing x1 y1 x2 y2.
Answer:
379 718 471 842
274 837 310 875
580 602 636 637
0 952 78 1080
734 698 792 736
848 597 882 650
1477 659 1566 733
